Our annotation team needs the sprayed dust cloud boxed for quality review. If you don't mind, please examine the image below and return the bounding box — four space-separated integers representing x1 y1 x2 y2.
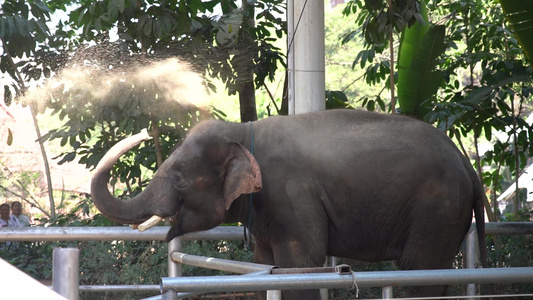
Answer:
25 54 212 119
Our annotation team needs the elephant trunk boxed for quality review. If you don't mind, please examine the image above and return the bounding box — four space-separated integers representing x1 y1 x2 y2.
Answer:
91 129 158 225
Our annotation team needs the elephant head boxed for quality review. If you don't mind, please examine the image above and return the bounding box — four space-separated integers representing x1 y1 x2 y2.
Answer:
90 126 262 242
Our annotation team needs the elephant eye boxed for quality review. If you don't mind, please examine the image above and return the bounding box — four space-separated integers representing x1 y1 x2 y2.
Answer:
174 172 187 188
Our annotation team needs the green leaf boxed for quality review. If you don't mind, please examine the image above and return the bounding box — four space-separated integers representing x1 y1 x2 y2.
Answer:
463 86 494 105
153 19 162 38
159 14 172 33
108 0 119 21
32 0 51 14
499 0 533 66
0 18 5 38
143 17 153 36
4 16 15 38
89 3 96 15
118 0 125 13
73 7 85 26
58 152 76 165
325 90 354 109
7 128 13 146
3 85 12 105
95 18 102 31
397 24 446 120
397 0 430 118
14 15 28 37
34 19 49 36
191 19 202 29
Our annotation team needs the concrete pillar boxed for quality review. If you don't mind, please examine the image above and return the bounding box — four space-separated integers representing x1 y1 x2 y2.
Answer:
288 0 326 115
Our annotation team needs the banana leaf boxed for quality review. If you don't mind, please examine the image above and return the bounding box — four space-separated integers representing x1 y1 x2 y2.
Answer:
397 1 430 67
397 21 446 120
499 0 533 67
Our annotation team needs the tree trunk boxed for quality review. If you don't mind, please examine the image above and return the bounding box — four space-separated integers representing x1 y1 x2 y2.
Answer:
30 105 56 218
236 1 257 122
388 0 396 114
2 38 56 218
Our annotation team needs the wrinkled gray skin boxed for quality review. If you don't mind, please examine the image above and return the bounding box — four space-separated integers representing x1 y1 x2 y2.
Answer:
91 109 487 299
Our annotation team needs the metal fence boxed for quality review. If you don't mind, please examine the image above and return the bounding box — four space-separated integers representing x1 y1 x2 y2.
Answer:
1 222 533 299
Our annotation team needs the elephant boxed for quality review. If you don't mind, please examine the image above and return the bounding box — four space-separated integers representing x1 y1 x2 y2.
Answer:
91 109 487 299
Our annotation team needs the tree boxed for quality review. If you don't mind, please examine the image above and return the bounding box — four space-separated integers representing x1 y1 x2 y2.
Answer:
2 1 287 212
62 0 285 123
342 0 533 219
499 0 533 68
0 0 77 218
325 4 382 110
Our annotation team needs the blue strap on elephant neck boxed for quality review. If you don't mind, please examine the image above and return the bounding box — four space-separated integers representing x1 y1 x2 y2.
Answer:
244 121 254 251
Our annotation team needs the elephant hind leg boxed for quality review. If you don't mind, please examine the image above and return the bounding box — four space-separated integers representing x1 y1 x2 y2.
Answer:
397 234 459 297
398 254 451 297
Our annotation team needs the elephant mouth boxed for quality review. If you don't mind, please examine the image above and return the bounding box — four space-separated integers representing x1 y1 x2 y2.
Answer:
133 209 181 243
166 220 182 243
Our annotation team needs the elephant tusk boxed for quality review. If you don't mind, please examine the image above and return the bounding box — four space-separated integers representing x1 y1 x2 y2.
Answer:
137 215 163 232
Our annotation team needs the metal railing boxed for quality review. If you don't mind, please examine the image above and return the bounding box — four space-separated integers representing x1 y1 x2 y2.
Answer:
0 225 243 242
0 226 243 298
161 264 533 299
1 222 533 299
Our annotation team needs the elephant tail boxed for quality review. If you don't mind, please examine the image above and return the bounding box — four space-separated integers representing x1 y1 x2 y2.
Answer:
472 172 489 269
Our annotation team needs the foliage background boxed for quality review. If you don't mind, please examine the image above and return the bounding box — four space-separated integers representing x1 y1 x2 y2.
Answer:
1 0 533 298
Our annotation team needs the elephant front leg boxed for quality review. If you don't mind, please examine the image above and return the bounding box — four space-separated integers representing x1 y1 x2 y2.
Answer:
253 239 324 299
253 238 276 266
253 222 328 300
268 215 328 300
252 178 330 299
271 237 327 300
253 240 276 300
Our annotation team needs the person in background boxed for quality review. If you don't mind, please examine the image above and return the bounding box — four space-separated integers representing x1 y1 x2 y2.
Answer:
1 203 21 250
11 201 30 227
0 203 20 228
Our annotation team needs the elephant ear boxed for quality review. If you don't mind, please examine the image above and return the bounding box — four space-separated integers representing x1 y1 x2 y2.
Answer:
221 142 262 210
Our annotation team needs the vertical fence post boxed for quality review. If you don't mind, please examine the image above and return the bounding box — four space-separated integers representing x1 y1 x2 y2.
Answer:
382 286 393 298
466 227 479 298
168 237 182 277
165 237 182 300
321 257 329 300
53 247 80 300
266 290 282 300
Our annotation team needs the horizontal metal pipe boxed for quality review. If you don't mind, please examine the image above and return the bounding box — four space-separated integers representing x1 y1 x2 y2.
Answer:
161 267 533 293
140 292 200 300
0 223 531 242
483 222 533 235
80 286 201 300
79 284 203 300
1 222 531 243
170 252 274 274
79 285 160 292
0 226 242 242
